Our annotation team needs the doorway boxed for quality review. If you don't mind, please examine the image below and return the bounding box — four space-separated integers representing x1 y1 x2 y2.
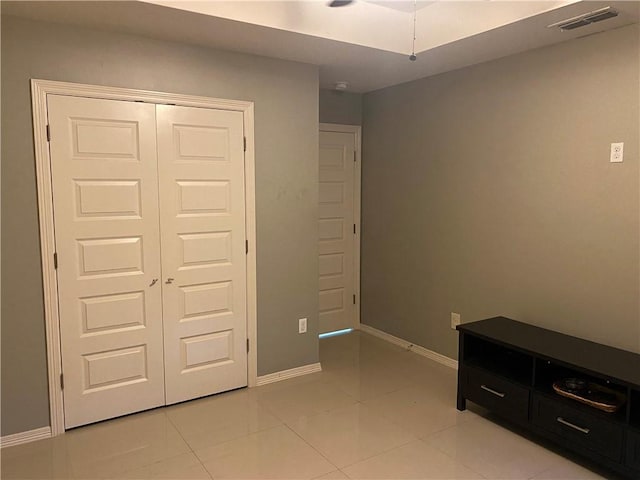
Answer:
318 124 361 334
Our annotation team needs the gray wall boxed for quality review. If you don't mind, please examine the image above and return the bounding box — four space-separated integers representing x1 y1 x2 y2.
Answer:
1 15 319 436
362 25 640 360
319 89 363 125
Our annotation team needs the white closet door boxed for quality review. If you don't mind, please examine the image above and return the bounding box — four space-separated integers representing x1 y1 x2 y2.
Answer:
48 95 165 428
318 131 356 334
156 105 248 405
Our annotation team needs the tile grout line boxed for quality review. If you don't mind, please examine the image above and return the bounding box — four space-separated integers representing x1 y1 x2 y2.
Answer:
201 461 216 480
194 422 335 480
415 411 484 440
415 420 541 480
337 436 419 472
163 411 196 455
192 422 286 474
311 341 472 474
162 410 214 479
252 377 360 425
282 403 420 474
283 422 342 475
77 412 199 480
414 432 489 480
359 409 486 480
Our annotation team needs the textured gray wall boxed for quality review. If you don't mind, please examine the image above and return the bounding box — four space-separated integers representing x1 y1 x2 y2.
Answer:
319 89 363 125
362 25 640 360
1 15 319 436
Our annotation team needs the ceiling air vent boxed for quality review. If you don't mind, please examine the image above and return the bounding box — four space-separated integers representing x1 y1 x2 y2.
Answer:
548 6 618 31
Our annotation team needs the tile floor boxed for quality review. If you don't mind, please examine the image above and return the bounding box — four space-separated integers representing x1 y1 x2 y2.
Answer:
2 330 616 479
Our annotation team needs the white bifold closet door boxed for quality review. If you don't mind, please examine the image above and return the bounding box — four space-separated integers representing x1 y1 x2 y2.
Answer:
156 105 247 405
48 95 247 429
49 95 165 428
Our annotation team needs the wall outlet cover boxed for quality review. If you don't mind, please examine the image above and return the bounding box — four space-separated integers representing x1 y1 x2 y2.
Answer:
610 142 624 163
451 312 461 330
298 318 307 334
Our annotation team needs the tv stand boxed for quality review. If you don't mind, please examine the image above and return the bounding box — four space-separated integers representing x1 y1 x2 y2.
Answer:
456 317 640 478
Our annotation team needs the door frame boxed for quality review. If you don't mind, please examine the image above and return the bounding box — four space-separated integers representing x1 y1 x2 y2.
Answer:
319 123 362 330
31 79 258 436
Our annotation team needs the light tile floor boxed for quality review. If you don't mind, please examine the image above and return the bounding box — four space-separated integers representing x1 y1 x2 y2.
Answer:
1 331 618 479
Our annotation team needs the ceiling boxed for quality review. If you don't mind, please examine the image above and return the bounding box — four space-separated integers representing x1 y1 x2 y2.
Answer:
366 1 437 14
2 1 638 93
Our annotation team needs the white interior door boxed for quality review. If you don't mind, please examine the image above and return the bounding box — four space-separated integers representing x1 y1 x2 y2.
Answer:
156 105 248 405
318 130 356 334
48 95 165 428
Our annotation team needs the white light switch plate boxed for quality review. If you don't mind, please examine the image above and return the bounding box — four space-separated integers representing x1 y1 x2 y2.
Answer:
298 318 307 334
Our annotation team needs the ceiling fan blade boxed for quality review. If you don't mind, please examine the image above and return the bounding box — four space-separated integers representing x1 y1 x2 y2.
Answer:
328 0 354 7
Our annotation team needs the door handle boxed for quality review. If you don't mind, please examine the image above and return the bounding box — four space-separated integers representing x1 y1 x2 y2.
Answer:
165 278 174 284
149 278 158 287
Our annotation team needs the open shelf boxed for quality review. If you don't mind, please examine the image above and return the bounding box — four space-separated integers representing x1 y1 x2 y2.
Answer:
535 360 626 392
534 360 628 424
463 335 533 386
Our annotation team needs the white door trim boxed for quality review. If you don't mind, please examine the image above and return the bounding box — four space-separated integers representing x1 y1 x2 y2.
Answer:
31 79 258 437
319 123 361 330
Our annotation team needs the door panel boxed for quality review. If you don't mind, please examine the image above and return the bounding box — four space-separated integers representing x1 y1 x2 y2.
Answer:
48 95 165 428
156 105 247 405
319 131 356 333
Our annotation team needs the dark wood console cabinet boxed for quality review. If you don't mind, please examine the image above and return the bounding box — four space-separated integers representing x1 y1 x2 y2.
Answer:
456 317 640 478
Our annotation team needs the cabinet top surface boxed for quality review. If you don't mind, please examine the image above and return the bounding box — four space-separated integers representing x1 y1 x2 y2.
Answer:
458 317 640 388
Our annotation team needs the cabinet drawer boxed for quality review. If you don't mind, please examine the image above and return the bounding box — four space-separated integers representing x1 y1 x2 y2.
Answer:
462 366 529 424
531 394 623 462
627 429 640 472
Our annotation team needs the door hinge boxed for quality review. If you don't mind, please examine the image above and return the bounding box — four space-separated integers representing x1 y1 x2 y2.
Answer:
53 252 58 269
353 294 356 305
243 136 247 152
353 224 356 235
245 240 249 254
353 150 356 162
46 125 51 142
60 373 64 390
246 338 250 353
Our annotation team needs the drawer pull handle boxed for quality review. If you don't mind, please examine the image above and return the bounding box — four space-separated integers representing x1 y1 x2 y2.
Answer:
556 417 590 434
480 385 505 398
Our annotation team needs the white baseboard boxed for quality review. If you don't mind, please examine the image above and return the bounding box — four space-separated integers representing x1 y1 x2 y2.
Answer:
359 324 458 370
256 362 322 386
1 426 52 448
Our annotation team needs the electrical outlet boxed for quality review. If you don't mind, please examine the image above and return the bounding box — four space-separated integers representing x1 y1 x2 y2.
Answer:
451 312 461 330
610 142 624 163
298 318 307 334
